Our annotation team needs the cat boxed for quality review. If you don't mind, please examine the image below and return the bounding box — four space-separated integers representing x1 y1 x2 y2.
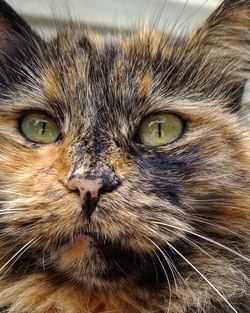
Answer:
0 0 249 312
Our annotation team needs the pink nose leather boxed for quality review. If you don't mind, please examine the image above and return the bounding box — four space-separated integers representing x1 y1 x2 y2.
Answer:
67 178 103 200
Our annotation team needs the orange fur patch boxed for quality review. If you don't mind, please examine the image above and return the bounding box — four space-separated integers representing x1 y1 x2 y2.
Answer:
110 151 131 178
43 68 58 99
138 73 152 99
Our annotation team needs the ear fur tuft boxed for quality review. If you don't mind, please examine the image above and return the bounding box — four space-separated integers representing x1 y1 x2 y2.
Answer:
189 0 250 111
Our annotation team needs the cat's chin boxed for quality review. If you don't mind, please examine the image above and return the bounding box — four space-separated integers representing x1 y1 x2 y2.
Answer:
53 231 142 289
51 231 178 290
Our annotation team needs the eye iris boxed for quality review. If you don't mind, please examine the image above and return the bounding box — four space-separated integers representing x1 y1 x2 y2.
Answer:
138 114 184 146
20 113 60 144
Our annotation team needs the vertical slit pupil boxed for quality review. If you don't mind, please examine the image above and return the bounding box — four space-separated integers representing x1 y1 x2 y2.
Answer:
41 120 47 136
158 121 162 138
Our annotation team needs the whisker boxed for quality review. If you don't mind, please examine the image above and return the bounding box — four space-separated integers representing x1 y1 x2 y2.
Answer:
148 237 178 294
147 239 172 313
0 211 22 215
0 190 24 196
167 242 238 313
1 241 37 278
114 261 134 283
0 238 37 274
160 248 184 284
191 216 248 241
163 225 218 263
0 207 23 210
149 252 159 285
153 221 250 263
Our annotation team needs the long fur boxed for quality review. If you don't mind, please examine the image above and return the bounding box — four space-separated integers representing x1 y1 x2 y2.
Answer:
0 0 249 312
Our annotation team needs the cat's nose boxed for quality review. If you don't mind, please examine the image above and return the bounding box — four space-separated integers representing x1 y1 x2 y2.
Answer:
66 173 119 222
67 178 102 222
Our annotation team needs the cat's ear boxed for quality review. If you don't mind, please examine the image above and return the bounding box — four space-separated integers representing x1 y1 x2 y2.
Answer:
0 0 43 53
0 1 44 86
189 0 250 111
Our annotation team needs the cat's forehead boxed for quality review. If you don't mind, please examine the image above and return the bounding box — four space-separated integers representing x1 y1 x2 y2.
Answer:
43 29 175 104
40 30 175 128
45 31 184 95
41 27 228 118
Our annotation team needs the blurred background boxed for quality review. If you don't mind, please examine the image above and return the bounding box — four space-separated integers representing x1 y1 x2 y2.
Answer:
5 0 250 123
6 0 221 36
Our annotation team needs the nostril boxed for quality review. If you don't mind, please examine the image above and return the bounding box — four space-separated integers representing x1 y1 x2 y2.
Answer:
99 178 120 194
67 184 81 196
74 188 81 196
65 178 81 194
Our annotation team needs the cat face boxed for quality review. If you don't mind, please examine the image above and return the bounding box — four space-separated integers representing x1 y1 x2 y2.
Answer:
0 0 249 299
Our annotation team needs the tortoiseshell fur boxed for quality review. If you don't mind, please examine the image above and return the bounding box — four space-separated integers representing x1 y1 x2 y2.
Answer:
0 0 249 312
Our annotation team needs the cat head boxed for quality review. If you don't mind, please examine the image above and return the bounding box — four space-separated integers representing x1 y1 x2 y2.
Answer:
0 0 249 299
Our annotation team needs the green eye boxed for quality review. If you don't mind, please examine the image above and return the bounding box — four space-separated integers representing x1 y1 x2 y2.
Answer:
20 112 60 144
137 113 184 146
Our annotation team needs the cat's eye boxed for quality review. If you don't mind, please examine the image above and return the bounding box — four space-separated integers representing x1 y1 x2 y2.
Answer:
20 112 60 144
137 113 184 146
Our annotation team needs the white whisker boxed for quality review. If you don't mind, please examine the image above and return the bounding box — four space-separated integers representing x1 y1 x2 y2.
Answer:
191 217 248 241
0 238 37 274
147 238 172 313
167 242 238 313
1 241 37 278
153 222 250 263
0 208 23 212
148 237 178 293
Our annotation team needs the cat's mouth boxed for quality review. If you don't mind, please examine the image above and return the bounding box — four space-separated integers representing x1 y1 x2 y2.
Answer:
57 230 120 257
66 232 96 249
